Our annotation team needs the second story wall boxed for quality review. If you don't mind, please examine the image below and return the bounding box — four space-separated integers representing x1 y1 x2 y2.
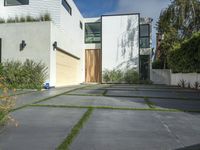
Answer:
59 0 84 57
0 0 61 26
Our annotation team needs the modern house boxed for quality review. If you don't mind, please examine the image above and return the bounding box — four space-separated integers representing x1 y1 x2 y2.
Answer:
0 0 152 87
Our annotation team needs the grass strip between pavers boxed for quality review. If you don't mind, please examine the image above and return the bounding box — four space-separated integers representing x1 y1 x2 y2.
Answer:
56 108 93 150
65 93 200 101
11 85 92 112
144 97 155 108
29 104 200 113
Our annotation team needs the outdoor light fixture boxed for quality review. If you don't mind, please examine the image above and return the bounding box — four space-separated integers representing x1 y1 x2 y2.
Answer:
20 40 26 51
53 41 57 50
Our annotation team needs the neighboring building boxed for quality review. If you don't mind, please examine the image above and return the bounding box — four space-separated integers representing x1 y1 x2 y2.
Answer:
0 0 152 87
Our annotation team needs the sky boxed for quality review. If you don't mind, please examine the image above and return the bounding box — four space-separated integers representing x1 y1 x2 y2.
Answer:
74 0 171 49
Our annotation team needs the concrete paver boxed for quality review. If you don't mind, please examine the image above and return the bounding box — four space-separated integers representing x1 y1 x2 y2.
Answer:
70 110 200 150
150 98 200 111
14 85 85 108
39 95 149 108
0 107 86 150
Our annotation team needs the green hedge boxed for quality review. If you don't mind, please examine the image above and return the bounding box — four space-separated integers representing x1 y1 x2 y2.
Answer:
0 59 47 90
168 32 200 73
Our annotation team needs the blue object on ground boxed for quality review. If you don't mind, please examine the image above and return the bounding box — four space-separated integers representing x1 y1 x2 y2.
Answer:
44 83 50 89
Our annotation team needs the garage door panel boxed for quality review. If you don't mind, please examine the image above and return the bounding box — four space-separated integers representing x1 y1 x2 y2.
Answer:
56 50 79 87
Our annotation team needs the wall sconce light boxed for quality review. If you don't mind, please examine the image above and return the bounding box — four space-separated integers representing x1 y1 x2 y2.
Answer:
20 40 26 51
53 41 57 50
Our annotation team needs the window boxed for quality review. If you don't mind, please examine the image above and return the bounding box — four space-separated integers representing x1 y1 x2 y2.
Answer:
85 22 101 43
62 0 72 15
140 37 150 48
80 21 83 30
140 24 150 48
4 0 29 6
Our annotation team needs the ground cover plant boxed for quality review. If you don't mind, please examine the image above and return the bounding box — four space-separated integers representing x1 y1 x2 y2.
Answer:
103 68 149 84
0 59 47 90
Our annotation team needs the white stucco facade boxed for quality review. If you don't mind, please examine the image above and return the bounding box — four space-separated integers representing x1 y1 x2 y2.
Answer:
0 0 153 86
102 14 139 72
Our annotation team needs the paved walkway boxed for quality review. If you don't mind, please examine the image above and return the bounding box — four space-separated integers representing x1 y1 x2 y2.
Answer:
0 84 200 150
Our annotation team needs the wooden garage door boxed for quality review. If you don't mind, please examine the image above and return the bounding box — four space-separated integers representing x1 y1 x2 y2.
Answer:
56 50 80 87
85 49 102 83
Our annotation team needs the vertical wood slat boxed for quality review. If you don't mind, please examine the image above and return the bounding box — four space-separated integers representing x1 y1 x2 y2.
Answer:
85 49 102 83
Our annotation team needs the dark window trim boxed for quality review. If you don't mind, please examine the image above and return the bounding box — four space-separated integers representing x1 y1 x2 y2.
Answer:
4 0 29 6
62 0 72 15
140 24 150 48
80 21 83 30
85 22 101 44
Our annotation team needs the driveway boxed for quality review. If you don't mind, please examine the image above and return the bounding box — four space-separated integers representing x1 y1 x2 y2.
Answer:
0 84 200 150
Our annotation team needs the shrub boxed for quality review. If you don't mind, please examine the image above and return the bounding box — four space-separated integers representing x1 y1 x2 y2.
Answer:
0 79 15 125
0 14 51 24
103 69 123 83
26 15 35 22
124 69 139 84
152 60 165 69
0 18 5 24
194 81 200 90
7 18 16 23
168 32 200 73
44 13 51 21
178 79 187 88
1 59 47 90
19 16 26 22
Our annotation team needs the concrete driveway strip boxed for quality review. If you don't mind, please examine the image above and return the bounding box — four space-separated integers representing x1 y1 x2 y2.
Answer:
70 110 186 150
0 107 86 150
39 95 149 108
13 85 85 109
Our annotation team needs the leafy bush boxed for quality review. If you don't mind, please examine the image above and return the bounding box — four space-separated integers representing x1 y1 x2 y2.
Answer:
103 69 142 84
20 16 26 22
1 59 47 90
124 69 139 84
168 32 200 73
0 18 5 23
7 18 16 23
103 69 123 83
44 13 51 21
194 81 200 90
152 60 165 69
0 79 15 125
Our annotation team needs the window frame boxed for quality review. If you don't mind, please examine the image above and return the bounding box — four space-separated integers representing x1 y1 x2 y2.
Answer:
4 0 29 6
62 0 72 15
85 22 101 44
80 21 83 30
139 24 150 48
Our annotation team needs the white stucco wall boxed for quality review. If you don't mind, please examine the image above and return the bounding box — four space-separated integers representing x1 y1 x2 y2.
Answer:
151 69 171 85
171 73 200 86
50 23 83 85
0 22 52 85
0 0 61 26
102 14 139 72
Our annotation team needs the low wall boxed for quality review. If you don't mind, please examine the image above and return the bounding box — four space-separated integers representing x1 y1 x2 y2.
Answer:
151 69 171 85
171 73 200 86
